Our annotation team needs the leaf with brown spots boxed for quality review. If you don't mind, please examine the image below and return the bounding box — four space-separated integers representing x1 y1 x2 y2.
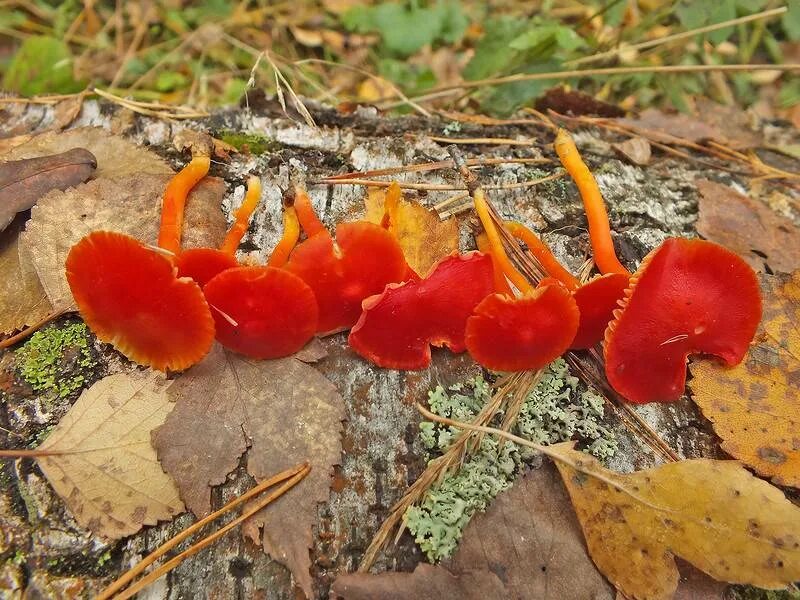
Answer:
152 344 345 599
553 443 800 600
19 173 226 310
696 180 800 274
0 215 53 335
332 463 614 600
36 371 184 539
363 187 458 276
689 270 800 488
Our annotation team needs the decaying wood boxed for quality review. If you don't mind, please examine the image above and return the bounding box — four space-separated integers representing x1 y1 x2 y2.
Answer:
0 97 798 599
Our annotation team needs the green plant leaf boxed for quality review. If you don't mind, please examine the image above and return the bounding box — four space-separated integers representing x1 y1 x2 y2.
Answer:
155 70 188 92
2 36 84 96
784 0 800 40
463 17 528 80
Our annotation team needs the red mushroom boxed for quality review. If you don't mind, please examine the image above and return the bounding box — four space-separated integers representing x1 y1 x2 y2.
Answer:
66 231 214 371
176 176 264 287
203 266 318 359
604 238 762 404
463 189 579 371
66 159 217 371
348 252 494 369
284 186 407 334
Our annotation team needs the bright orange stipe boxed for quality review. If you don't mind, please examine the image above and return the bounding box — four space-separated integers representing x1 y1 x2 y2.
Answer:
158 155 211 255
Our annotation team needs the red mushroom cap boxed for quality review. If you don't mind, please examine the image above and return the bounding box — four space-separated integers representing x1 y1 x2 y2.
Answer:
604 238 762 404
176 248 239 288
203 266 318 359
570 272 629 349
285 221 407 334
348 252 494 369
465 284 579 372
66 231 214 371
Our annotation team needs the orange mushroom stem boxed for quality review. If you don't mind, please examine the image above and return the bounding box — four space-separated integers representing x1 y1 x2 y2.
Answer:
266 205 300 268
220 176 262 255
293 185 326 238
158 155 211 255
475 232 513 295
554 128 630 277
504 221 579 291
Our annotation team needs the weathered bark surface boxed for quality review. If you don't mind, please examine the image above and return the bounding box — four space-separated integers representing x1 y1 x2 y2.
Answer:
1 97 797 599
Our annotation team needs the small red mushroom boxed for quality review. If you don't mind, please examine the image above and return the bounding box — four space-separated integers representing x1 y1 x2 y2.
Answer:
284 186 407 334
176 176 263 287
348 252 494 369
463 189 579 371
604 238 762 404
203 266 318 359
66 231 214 371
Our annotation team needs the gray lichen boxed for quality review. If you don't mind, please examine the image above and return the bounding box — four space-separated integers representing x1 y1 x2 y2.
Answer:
405 358 616 562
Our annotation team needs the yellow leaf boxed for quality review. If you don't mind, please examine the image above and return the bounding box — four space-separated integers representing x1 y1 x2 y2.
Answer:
689 270 800 488
553 443 800 600
37 371 184 539
364 186 459 276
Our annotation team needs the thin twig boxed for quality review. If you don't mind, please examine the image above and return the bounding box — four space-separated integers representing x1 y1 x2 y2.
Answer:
317 171 565 194
324 157 551 181
0 307 70 349
428 135 534 146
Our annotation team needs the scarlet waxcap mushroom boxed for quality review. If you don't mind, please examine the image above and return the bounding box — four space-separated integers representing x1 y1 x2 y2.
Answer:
293 186 326 238
554 129 630 277
604 238 762 404
504 221 579 291
348 252 494 369
285 221 407 334
203 266 318 359
570 272 629 349
66 231 214 372
465 284 579 372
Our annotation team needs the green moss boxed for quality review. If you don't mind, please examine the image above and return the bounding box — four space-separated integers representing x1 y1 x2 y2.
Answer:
14 322 97 400
729 586 800 600
218 130 279 155
405 358 616 562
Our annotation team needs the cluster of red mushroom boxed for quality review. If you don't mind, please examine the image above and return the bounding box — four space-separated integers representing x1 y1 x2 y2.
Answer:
65 130 762 405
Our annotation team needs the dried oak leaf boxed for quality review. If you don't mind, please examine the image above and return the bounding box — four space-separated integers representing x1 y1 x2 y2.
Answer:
1 127 171 179
364 188 459 276
553 443 800 600
689 270 800 488
693 98 763 151
0 215 52 334
696 180 800 274
612 136 651 166
20 173 226 309
152 344 345 599
36 371 184 539
332 463 614 600
617 108 721 145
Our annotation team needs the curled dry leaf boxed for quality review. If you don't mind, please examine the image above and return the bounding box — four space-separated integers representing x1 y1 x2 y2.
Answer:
152 344 345 599
696 180 800 274
364 188 459 276
612 136 651 166
553 443 800 600
1 127 171 179
332 463 614 600
0 148 96 231
689 270 800 488
36 371 184 539
0 215 52 334
20 174 226 309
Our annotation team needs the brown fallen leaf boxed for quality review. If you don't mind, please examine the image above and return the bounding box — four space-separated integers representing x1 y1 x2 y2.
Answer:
0 215 53 335
0 148 96 231
536 86 625 118
51 95 85 131
693 98 763 151
332 463 614 600
364 187 459 276
689 270 800 488
612 136 651 166
152 344 345 599
1 127 171 179
553 443 800 600
695 180 800 274
36 371 184 539
20 174 226 309
617 108 721 145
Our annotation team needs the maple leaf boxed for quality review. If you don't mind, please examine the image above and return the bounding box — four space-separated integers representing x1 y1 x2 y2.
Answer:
36 371 184 539
19 174 226 310
152 344 345 599
0 215 52 334
553 443 800 600
689 269 800 488
333 463 614 599
1 127 171 179
695 180 800 274
363 188 459 276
